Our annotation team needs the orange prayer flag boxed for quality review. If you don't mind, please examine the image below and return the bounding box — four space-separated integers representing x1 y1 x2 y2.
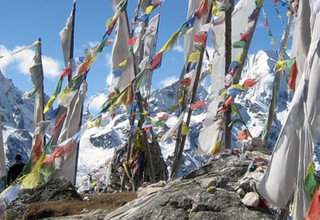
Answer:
238 130 249 140
225 97 234 107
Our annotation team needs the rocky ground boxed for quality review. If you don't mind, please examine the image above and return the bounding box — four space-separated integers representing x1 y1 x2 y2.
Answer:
1 150 277 220
1 178 136 220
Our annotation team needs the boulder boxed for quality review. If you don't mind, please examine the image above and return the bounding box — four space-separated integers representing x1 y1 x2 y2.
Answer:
241 192 260 208
104 153 275 220
6 177 81 219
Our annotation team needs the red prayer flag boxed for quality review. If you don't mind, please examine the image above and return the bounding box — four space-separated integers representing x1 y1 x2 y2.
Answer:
128 36 138 46
60 68 72 79
180 78 191 86
194 33 207 47
108 92 116 98
52 111 67 135
158 114 169 120
288 60 298 91
305 188 320 220
149 52 163 70
240 29 253 42
190 100 207 110
242 78 258 88
264 18 269 27
152 1 162 7
43 147 65 164
32 140 43 163
195 0 208 19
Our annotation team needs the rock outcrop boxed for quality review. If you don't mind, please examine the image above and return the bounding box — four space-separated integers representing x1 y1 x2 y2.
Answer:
103 151 275 220
6 178 81 219
10 151 277 220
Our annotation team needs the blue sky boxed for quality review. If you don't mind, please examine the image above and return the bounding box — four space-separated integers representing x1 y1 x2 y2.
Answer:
0 0 290 112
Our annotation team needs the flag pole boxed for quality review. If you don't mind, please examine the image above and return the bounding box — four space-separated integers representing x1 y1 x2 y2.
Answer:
67 0 76 87
224 0 234 150
263 14 293 147
171 0 214 178
32 38 46 160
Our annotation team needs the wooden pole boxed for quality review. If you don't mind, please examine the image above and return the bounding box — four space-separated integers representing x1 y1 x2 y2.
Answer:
33 38 46 153
224 0 234 149
121 5 157 190
232 8 261 84
67 0 76 87
171 1 213 178
67 2 79 185
263 14 293 147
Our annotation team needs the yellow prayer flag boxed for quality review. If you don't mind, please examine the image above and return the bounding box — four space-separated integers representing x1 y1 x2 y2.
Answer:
21 154 45 189
181 122 190 135
211 140 222 155
107 15 117 27
231 105 240 116
271 38 276 46
57 88 74 105
44 95 56 114
188 52 200 63
220 90 228 97
160 31 179 52
231 84 246 90
118 59 128 67
145 5 154 14
87 116 102 128
212 2 222 17
275 60 287 72
235 52 243 63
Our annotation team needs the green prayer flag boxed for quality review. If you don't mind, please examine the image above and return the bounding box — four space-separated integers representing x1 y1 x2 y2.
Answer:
233 40 246 49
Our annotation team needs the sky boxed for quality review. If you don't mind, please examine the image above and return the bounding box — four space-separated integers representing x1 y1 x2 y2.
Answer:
0 0 291 113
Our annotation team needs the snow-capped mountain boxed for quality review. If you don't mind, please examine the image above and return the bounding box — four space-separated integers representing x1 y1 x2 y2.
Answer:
1 49 290 184
77 49 290 184
0 70 33 166
235 50 290 148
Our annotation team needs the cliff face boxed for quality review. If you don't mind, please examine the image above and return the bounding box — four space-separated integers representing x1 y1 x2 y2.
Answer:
0 70 34 166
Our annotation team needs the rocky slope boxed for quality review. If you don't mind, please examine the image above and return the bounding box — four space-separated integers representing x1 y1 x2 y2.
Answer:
39 150 275 220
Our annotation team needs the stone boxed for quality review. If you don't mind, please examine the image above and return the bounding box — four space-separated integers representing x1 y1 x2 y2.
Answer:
241 192 260 208
206 186 216 194
237 188 245 198
137 187 163 198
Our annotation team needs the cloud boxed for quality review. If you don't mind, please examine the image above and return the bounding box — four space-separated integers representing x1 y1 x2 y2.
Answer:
89 93 108 111
0 44 61 78
88 41 100 47
159 76 178 87
173 44 184 53
105 52 112 68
